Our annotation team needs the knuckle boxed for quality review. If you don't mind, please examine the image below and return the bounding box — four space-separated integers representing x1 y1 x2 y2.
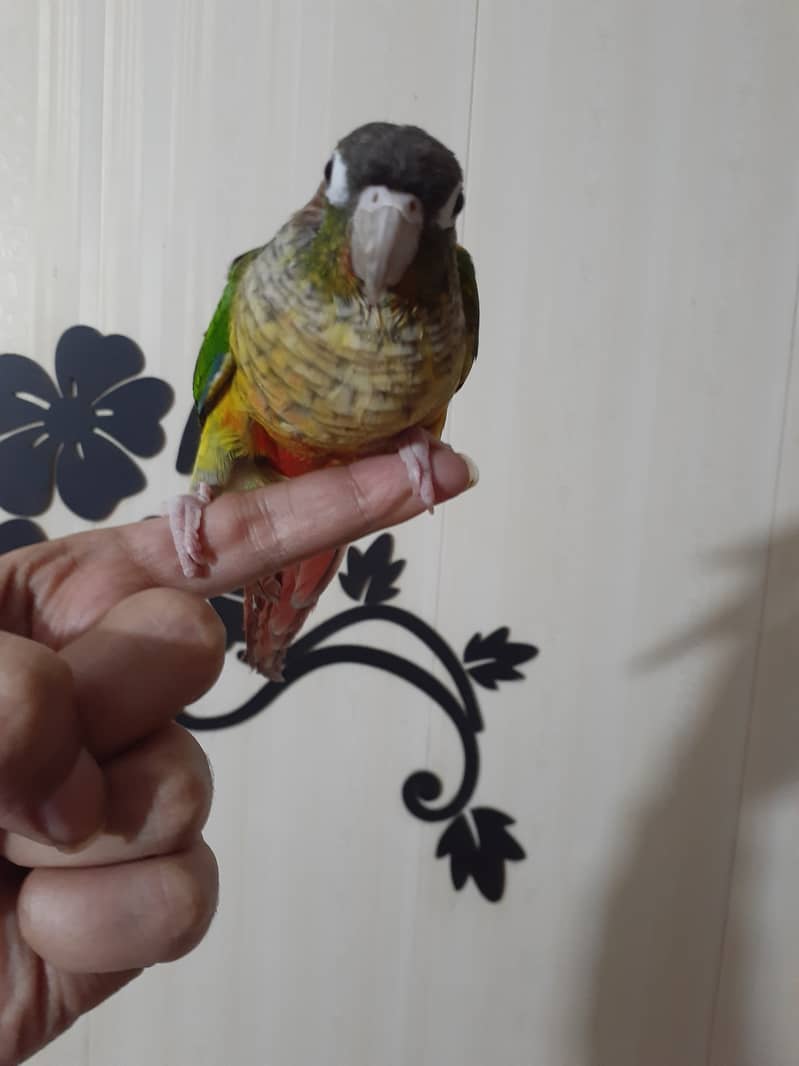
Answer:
251 492 290 561
160 732 213 847
0 644 73 778
140 587 217 639
135 588 226 682
0 647 71 717
159 844 219 961
344 467 374 527
176 594 226 664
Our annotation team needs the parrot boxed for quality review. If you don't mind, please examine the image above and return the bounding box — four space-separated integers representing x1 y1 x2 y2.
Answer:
168 121 479 680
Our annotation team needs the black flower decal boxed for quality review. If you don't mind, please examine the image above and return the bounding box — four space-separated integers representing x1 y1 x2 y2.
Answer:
436 808 526 902
0 519 46 555
0 326 173 520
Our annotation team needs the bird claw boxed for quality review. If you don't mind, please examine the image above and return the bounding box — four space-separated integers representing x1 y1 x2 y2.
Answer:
165 482 213 578
397 428 437 513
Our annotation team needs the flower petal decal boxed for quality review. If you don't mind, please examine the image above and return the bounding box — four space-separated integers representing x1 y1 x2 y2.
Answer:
0 327 173 519
56 431 146 522
54 326 143 402
0 428 60 516
0 355 60 432
98 378 173 457
0 519 46 555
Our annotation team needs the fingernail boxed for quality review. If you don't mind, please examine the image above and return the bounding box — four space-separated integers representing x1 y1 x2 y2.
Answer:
459 452 480 488
38 747 105 847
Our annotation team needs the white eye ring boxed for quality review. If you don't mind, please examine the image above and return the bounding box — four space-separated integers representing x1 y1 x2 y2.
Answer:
436 182 464 228
325 150 350 207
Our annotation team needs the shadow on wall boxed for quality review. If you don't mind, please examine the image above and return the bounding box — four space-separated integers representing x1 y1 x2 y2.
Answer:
585 525 799 1066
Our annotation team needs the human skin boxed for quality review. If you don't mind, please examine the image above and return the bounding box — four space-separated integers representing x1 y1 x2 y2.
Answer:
0 447 474 1064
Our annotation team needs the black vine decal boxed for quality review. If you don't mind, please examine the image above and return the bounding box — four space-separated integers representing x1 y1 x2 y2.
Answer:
181 532 537 901
211 588 246 651
0 326 173 520
0 329 537 903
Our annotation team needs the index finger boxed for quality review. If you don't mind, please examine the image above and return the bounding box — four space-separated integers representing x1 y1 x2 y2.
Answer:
7 448 475 648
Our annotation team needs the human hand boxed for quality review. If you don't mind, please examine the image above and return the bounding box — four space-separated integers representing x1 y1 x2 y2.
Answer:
0 448 474 1064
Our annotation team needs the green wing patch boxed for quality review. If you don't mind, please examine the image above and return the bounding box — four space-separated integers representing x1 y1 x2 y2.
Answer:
192 247 262 419
456 245 479 387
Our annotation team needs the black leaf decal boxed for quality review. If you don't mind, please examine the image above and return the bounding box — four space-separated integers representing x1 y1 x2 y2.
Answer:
463 627 538 689
436 808 525 902
436 812 475 890
338 533 406 604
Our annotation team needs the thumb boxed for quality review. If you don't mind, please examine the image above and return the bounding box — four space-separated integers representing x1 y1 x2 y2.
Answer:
0 634 104 848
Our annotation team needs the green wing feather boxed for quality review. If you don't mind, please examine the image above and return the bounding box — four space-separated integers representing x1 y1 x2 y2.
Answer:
192 247 262 419
456 245 479 387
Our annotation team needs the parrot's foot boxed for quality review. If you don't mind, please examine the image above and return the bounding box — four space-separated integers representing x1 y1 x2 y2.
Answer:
243 548 344 682
262 652 286 684
397 428 440 513
166 482 213 578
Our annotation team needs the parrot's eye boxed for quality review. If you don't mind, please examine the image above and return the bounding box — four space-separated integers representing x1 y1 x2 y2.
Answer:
325 150 350 207
435 184 465 228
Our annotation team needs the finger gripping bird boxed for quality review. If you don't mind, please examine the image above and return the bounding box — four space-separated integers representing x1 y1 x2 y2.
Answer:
168 122 479 680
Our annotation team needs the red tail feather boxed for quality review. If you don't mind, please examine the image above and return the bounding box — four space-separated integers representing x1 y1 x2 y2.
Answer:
243 546 345 681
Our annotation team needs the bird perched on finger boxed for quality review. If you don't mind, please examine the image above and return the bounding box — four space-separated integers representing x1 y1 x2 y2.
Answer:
168 121 479 680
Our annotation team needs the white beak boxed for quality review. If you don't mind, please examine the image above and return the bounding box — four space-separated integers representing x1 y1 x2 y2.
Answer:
350 186 423 305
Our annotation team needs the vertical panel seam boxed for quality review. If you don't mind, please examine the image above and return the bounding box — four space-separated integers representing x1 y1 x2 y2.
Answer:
33 0 51 357
705 230 799 1066
430 0 480 734
432 0 480 622
463 0 480 178
404 13 482 1062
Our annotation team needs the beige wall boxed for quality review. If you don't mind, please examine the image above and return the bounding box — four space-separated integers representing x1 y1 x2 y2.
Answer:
2 1 797 1064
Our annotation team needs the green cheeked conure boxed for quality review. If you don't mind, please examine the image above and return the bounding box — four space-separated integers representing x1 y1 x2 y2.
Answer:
168 122 479 680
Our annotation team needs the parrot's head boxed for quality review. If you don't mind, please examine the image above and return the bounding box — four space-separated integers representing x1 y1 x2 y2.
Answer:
321 122 464 306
